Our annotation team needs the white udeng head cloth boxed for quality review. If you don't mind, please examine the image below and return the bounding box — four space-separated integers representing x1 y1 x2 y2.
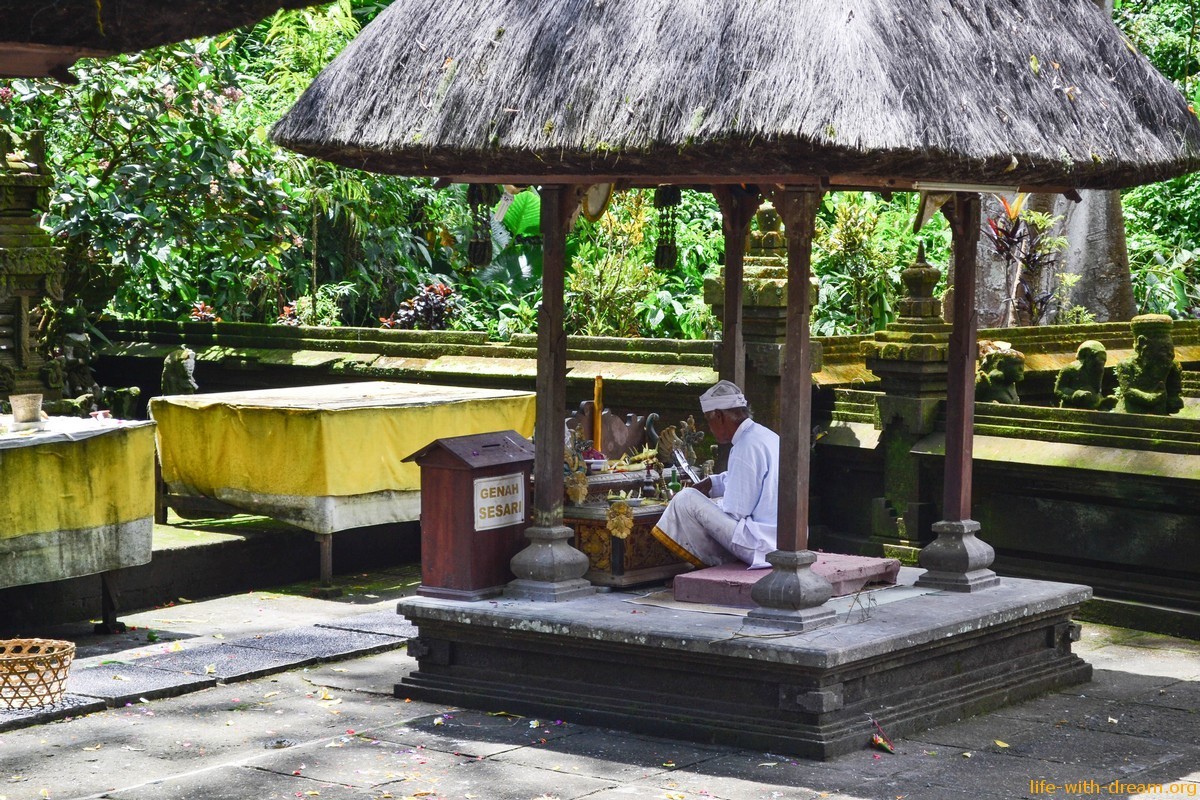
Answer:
699 380 748 413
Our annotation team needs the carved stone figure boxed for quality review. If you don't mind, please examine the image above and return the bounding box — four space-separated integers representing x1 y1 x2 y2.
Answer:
974 342 1025 404
101 386 142 420
1114 314 1184 415
1054 340 1114 410
161 347 199 395
60 305 100 399
744 202 786 256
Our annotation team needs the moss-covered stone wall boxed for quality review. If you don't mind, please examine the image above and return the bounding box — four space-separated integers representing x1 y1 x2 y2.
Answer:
98 318 1200 636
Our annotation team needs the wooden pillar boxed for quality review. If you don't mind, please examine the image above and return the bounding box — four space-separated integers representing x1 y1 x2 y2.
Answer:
712 187 759 389
94 570 127 634
532 186 569 528
506 185 593 602
942 193 979 522
916 192 999 592
744 187 834 632
776 189 819 553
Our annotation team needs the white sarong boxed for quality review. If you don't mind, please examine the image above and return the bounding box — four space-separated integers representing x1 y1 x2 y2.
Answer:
651 488 758 567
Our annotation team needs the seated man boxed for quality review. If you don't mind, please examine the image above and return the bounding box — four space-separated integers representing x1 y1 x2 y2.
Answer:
650 380 777 569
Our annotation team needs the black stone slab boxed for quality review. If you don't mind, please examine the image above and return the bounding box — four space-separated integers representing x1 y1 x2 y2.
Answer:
107 764 349 800
0 694 106 732
135 643 315 683
373 755 616 800
252 732 459 789
228 626 404 661
394 709 581 758
881 746 1172 799
67 662 216 706
316 609 417 640
488 727 725 782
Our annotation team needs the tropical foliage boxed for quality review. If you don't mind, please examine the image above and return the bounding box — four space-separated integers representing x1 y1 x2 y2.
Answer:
1117 0 1200 318
0 0 1195 336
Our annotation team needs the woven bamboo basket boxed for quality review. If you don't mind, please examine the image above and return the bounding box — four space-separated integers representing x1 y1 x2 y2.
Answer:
0 639 75 710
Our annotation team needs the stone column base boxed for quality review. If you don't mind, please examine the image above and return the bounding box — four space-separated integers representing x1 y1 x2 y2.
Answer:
744 605 837 631
505 524 595 602
916 519 1000 592
743 550 836 631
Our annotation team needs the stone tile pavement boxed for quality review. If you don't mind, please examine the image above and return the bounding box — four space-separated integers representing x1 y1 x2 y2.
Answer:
0 587 1197 800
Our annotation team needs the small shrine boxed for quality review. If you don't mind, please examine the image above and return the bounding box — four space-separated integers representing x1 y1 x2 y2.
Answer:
0 130 63 401
271 0 1200 759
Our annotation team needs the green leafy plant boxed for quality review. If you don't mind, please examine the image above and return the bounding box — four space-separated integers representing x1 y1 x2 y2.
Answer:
983 194 1068 326
1116 0 1200 318
1051 274 1098 325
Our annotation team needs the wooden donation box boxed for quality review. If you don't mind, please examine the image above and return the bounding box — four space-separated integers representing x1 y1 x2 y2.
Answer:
405 430 534 600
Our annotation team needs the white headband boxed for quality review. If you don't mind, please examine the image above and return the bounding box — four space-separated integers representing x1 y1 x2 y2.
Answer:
699 380 748 413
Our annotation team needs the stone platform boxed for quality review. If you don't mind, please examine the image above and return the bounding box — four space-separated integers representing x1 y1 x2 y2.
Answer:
673 553 901 607
396 569 1093 760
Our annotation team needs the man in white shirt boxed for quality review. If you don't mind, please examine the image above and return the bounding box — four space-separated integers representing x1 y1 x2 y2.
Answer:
650 380 779 569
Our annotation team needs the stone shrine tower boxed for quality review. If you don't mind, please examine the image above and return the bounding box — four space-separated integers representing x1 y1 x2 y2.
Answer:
0 130 63 400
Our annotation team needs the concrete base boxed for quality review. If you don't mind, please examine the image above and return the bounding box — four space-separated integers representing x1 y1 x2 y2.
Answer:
397 571 1093 760
673 554 901 607
0 518 152 590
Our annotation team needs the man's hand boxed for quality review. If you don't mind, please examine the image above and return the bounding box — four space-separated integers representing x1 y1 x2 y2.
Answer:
692 477 713 496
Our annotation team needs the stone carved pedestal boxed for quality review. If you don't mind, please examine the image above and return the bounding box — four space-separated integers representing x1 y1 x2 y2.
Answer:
0 131 64 401
860 245 951 560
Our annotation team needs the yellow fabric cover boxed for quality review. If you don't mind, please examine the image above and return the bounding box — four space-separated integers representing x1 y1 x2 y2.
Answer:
0 424 156 540
151 382 536 498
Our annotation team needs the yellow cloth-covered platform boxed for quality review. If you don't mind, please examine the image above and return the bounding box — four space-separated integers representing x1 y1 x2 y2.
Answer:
0 418 155 588
150 381 536 533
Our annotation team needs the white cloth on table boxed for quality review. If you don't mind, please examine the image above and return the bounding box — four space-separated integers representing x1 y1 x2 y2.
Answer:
653 418 779 569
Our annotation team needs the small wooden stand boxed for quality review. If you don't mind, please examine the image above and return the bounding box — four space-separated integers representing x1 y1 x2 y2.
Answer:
566 503 690 587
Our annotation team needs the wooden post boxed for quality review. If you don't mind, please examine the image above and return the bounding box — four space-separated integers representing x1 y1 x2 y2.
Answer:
744 187 834 631
942 193 980 522
776 188 819 552
712 187 759 389
916 192 999 592
532 185 569 528
94 570 127 634
505 185 593 601
317 533 334 586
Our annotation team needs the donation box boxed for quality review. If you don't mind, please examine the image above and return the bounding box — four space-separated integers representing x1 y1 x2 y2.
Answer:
404 430 535 600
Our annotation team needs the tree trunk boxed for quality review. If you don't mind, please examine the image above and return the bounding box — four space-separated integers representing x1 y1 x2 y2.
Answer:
966 0 1135 328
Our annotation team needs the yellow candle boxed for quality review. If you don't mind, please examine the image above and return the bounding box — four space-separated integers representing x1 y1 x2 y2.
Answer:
593 375 604 454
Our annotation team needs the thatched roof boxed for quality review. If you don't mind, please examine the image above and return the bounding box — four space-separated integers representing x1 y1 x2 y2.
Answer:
273 0 1200 190
0 1 316 81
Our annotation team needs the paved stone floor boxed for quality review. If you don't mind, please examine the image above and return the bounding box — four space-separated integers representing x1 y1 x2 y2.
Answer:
1 584 1198 800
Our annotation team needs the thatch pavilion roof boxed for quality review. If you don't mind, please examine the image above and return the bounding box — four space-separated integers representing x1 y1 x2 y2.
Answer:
0 1 317 81
273 0 1200 191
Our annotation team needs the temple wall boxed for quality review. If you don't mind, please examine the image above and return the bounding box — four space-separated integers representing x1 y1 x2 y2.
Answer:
95 318 1200 637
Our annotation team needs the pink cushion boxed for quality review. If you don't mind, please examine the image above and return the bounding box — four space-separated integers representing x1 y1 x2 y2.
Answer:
673 553 901 607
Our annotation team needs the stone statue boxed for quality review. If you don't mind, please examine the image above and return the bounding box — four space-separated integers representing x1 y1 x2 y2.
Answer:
101 386 142 419
744 202 786 256
60 305 100 399
1054 340 1114 410
161 347 198 395
975 342 1025 404
1114 314 1184 415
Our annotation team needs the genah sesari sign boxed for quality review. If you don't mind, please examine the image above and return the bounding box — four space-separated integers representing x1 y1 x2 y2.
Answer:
474 473 525 531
